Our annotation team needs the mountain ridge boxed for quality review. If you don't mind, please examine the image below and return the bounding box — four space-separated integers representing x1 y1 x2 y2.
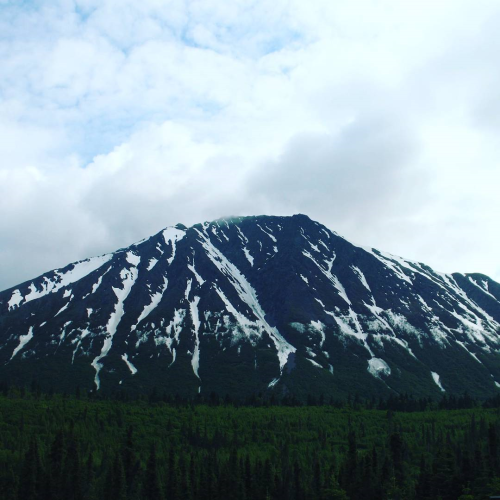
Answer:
1 214 499 400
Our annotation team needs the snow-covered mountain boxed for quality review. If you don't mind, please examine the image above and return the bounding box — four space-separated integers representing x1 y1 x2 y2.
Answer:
1 214 500 399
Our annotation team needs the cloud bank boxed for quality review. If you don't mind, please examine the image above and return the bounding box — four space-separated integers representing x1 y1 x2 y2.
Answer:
1 0 500 290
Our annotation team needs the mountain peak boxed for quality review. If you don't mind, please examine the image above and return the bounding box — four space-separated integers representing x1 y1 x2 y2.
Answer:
1 214 499 400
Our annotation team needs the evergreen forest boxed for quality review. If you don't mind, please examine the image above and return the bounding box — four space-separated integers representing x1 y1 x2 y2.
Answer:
2 386 500 499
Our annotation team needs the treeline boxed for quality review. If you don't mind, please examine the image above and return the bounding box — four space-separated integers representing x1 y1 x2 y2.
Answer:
1 391 500 499
4 380 500 412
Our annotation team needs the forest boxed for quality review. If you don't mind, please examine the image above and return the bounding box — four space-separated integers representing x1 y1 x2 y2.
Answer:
1 386 500 500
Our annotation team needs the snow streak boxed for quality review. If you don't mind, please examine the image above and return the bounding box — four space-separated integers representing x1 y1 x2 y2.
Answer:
10 327 34 360
91 258 139 390
195 228 295 373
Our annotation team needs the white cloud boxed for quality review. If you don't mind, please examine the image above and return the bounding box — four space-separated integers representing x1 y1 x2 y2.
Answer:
1 0 500 290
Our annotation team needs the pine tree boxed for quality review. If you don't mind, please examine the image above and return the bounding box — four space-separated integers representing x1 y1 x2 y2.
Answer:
104 453 126 500
17 439 42 500
432 445 460 500
416 455 432 500
313 456 322 498
165 447 176 500
293 459 303 500
144 445 163 500
1 461 18 500
489 423 499 474
122 426 139 497
321 474 349 500
340 429 358 497
244 454 252 498
458 486 475 500
47 430 65 500
390 432 404 484
63 436 83 500
84 453 97 500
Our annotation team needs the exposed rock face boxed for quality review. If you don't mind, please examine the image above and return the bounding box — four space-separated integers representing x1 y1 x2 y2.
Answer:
1 214 499 399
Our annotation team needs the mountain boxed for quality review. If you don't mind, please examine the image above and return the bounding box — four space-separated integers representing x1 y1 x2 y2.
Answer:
1 214 500 400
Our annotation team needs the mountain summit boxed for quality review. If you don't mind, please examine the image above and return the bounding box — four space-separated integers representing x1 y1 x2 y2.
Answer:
1 214 499 399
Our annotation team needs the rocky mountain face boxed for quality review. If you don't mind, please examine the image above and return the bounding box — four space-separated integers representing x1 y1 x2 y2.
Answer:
1 214 499 399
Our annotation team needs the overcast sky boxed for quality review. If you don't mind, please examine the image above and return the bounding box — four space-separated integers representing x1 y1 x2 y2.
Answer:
1 0 500 291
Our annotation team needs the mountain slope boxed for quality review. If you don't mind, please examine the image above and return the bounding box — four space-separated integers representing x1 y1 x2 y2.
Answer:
1 214 499 399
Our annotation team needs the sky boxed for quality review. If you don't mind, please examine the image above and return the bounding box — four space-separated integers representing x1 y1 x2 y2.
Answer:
1 0 500 291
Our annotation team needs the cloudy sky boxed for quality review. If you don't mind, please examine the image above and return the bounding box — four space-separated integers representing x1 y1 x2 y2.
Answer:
1 0 499 290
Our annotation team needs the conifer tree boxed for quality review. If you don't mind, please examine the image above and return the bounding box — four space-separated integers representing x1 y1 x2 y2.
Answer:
63 436 83 500
122 426 139 497
144 445 163 500
489 423 499 473
48 430 65 500
84 453 97 500
165 447 176 500
104 453 126 500
17 439 42 500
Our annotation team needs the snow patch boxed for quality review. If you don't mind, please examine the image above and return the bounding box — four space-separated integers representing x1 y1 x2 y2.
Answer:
163 226 186 265
131 276 168 331
126 252 140 267
256 223 277 242
243 247 254 266
164 309 186 348
310 320 326 347
302 250 350 305
431 371 445 392
308 242 320 253
314 297 326 309
189 292 202 379
236 226 248 243
365 248 413 285
268 377 279 388
91 268 110 294
318 240 329 251
468 276 497 300
390 337 418 359
456 341 483 365
121 353 138 375
351 266 371 292
7 290 23 310
326 308 374 356
196 228 295 373
10 327 34 360
188 261 205 286
71 328 90 363
306 347 317 357
147 258 158 271
307 358 322 368
21 254 112 306
440 274 499 334
367 358 391 378
55 301 70 317
58 321 72 344
91 265 139 390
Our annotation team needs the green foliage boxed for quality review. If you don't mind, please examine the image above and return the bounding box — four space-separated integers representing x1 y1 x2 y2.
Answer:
1 390 500 499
